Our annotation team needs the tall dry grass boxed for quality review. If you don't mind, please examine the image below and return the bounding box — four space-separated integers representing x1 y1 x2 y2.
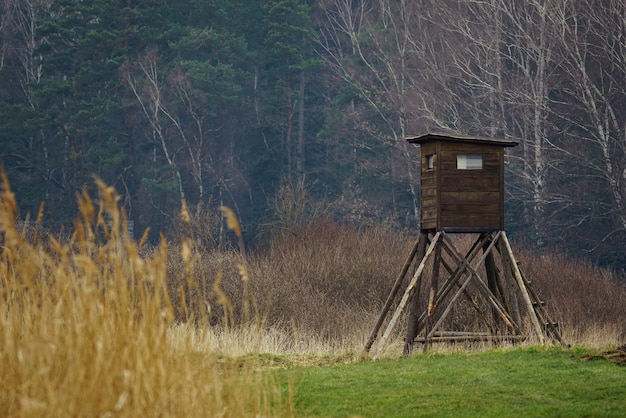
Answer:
0 175 291 417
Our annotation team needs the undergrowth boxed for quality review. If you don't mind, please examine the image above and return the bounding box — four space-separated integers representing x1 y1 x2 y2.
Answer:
168 221 626 354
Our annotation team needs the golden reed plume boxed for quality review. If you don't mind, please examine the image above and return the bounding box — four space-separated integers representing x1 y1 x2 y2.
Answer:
219 206 245 256
219 206 241 239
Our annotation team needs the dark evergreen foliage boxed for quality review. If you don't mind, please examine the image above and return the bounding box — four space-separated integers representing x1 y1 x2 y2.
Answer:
0 0 625 270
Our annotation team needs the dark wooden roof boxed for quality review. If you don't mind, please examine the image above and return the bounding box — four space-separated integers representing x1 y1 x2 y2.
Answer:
405 132 518 147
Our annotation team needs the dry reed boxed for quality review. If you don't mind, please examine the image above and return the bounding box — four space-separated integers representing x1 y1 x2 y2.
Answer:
0 175 291 417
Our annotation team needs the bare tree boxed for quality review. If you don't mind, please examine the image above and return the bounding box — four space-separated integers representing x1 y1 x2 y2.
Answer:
423 0 562 246
497 0 562 246
316 0 437 222
0 0 53 102
0 0 53 192
548 0 626 255
123 48 245 224
124 50 186 202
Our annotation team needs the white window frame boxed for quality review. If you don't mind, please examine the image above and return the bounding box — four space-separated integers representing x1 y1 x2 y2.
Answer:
426 154 435 170
457 154 483 170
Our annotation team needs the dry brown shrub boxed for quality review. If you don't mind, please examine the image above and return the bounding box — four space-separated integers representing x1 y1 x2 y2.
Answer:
246 219 413 340
516 249 626 346
196 226 625 351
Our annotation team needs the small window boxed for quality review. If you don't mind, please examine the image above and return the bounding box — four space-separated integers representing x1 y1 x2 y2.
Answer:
426 154 435 170
457 154 482 170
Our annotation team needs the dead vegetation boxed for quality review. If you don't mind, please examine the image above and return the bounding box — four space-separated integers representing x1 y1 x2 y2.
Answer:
166 216 626 352
0 174 290 417
581 344 626 366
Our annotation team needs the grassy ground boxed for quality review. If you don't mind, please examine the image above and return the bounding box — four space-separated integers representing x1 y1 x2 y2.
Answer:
281 347 626 417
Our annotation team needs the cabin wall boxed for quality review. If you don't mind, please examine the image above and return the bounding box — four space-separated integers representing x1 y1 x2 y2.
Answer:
420 141 505 232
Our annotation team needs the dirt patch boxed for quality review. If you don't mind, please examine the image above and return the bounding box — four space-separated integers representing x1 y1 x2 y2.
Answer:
580 344 626 366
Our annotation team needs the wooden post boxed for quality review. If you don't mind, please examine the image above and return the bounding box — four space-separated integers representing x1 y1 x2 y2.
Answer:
372 232 442 359
496 239 522 330
403 231 429 355
501 232 545 344
363 234 422 354
423 238 442 350
483 233 509 334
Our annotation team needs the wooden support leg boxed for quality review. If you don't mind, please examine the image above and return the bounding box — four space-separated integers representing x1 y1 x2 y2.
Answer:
484 235 499 329
483 233 509 336
496 239 522 332
500 232 545 344
505 254 567 346
423 239 442 351
403 231 429 355
363 234 422 354
372 232 442 359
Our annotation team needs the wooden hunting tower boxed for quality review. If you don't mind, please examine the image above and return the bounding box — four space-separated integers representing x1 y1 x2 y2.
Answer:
406 132 518 232
364 132 564 357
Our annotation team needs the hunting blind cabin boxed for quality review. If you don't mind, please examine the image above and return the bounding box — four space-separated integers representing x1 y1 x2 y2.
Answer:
364 133 564 357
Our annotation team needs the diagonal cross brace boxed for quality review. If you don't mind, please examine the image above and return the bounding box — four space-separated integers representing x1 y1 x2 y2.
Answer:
363 235 422 353
420 233 487 323
425 231 521 340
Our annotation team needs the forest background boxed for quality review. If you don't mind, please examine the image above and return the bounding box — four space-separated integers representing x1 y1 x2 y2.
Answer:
1 0 625 271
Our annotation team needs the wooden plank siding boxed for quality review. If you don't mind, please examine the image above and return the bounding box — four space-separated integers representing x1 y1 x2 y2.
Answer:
411 134 516 232
420 142 439 230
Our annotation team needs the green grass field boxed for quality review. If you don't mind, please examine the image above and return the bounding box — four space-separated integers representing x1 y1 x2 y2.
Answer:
281 347 626 417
